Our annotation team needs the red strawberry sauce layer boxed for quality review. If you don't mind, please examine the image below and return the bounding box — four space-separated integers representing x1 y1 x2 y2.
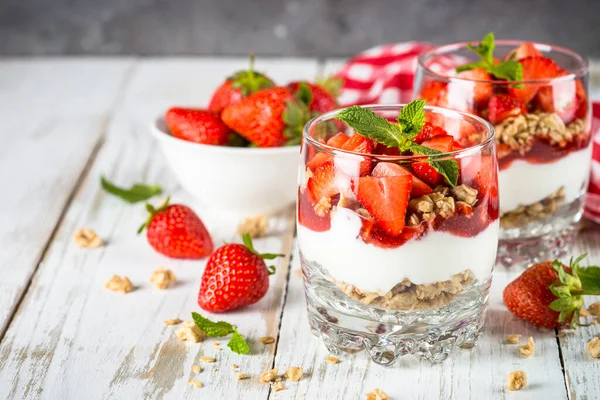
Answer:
497 132 592 171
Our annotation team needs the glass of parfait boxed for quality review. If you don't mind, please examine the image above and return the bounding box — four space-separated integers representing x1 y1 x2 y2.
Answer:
297 101 498 364
414 34 592 267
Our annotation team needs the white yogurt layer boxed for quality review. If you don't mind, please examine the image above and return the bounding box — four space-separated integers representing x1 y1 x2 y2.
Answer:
297 207 499 294
499 145 592 213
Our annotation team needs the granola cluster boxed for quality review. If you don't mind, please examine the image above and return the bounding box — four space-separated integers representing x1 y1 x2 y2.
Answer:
500 187 565 228
407 184 478 227
495 112 586 152
337 270 474 311
506 370 527 391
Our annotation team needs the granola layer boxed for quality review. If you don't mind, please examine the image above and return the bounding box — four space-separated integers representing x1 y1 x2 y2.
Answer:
500 187 565 228
336 270 474 311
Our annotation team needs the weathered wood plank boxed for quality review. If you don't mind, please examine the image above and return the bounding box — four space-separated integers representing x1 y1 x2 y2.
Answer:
0 58 318 399
560 224 600 400
0 59 135 336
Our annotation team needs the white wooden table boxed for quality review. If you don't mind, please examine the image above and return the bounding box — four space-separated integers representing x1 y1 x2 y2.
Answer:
0 58 599 400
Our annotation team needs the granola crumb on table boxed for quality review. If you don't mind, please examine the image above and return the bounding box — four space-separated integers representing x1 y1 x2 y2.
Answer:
200 356 216 363
325 355 340 364
191 365 202 374
104 275 133 293
588 301 600 317
73 228 103 248
507 370 527 391
285 366 303 382
518 337 535 357
188 379 203 388
174 321 207 343
259 336 276 345
164 318 182 326
150 267 176 289
236 373 250 380
237 215 269 238
506 334 521 344
260 368 279 383
366 388 390 400
272 382 286 392
587 337 600 359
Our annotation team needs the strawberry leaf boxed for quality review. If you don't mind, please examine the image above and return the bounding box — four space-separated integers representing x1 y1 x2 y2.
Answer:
192 312 235 337
101 176 162 204
227 330 250 355
576 266 600 295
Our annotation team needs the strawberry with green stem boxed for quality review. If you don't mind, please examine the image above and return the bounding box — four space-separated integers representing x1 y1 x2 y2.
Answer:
503 254 600 329
138 197 213 259
198 233 283 312
288 76 342 115
165 107 232 145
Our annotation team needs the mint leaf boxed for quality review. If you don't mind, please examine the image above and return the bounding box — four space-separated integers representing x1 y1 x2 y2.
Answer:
409 143 459 187
335 106 405 148
191 312 235 337
100 176 162 204
466 32 495 65
397 99 426 137
456 61 486 73
227 330 250 355
576 266 600 295
489 61 523 82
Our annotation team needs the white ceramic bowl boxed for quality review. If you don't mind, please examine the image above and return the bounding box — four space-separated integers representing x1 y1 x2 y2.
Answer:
150 116 300 215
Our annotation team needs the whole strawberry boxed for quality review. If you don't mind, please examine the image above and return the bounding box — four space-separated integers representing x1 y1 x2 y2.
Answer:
165 107 231 145
208 54 275 114
198 233 282 312
221 87 310 147
503 255 600 329
288 77 341 115
138 198 213 259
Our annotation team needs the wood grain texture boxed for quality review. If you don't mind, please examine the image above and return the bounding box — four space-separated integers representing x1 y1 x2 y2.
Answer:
0 59 134 335
0 58 318 399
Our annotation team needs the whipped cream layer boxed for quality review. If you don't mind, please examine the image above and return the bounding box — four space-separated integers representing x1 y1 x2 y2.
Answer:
499 144 592 213
298 207 499 294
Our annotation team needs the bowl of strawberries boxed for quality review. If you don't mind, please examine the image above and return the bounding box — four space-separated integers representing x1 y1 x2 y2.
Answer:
151 56 341 215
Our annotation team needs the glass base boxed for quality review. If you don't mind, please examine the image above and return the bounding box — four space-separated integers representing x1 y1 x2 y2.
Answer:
301 253 491 365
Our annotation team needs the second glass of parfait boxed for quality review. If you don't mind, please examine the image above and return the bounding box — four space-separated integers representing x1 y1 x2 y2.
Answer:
414 33 592 266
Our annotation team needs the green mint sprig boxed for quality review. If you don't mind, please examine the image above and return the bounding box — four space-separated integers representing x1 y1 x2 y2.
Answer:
335 100 458 186
456 32 523 83
100 175 163 204
192 312 250 355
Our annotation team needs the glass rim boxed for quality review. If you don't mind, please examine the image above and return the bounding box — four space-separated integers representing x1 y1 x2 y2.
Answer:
417 39 589 85
303 104 496 161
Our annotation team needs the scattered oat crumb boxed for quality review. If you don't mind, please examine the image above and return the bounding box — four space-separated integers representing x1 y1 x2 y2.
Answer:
74 228 103 248
506 334 521 344
587 337 600 358
295 269 302 277
104 275 133 293
188 379 202 388
212 367 218 372
260 368 279 383
259 336 275 345
272 382 286 392
593 319 599 325
236 373 250 380
588 301 600 316
164 318 182 326
325 355 340 364
238 215 269 238
285 366 303 382
518 337 535 357
580 308 591 317
191 365 202 374
507 370 527 391
232 363 239 369
150 267 176 289
556 331 567 338
366 388 390 400
200 356 216 363
175 321 207 343
212 341 220 346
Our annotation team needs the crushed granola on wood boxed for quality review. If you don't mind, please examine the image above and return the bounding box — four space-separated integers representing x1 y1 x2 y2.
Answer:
104 275 133 293
285 366 303 382
236 373 250 380
587 337 600 358
366 388 390 400
174 321 207 343
518 337 535 357
260 368 279 383
150 267 176 289
237 215 269 238
164 318 182 326
188 379 203 388
200 356 216 363
259 336 275 345
506 334 521 344
507 370 527 391
272 382 286 392
74 228 103 248
588 301 600 316
191 365 202 374
325 355 340 364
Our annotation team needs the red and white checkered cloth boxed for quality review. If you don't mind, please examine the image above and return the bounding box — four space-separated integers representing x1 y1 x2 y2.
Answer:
334 42 600 223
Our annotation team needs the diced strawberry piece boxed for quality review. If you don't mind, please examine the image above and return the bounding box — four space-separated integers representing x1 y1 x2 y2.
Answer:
412 163 442 186
327 132 350 148
414 122 449 144
341 134 373 175
297 189 330 232
456 68 493 107
353 175 412 236
307 152 332 171
372 162 433 197
307 161 338 208
535 69 587 124
508 56 562 104
505 43 542 61
373 143 400 156
487 94 526 125
419 81 448 105
452 140 463 151
421 135 454 152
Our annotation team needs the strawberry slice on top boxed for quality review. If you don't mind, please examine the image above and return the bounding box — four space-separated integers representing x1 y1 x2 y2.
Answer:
353 174 412 236
455 68 493 107
487 94 526 125
341 134 374 176
504 43 542 61
412 135 454 186
535 68 588 124
306 161 338 214
508 56 562 104
372 162 433 197
414 121 449 144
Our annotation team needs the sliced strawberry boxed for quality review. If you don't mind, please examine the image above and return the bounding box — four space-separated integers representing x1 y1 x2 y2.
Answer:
373 143 401 156
505 43 542 61
508 56 561 104
353 175 412 236
487 94 526 125
421 135 454 152
419 80 448 105
412 163 442 186
341 134 373 175
307 152 332 171
306 161 338 209
455 68 493 107
414 121 449 144
327 132 350 148
536 69 587 124
297 189 330 232
372 162 433 197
